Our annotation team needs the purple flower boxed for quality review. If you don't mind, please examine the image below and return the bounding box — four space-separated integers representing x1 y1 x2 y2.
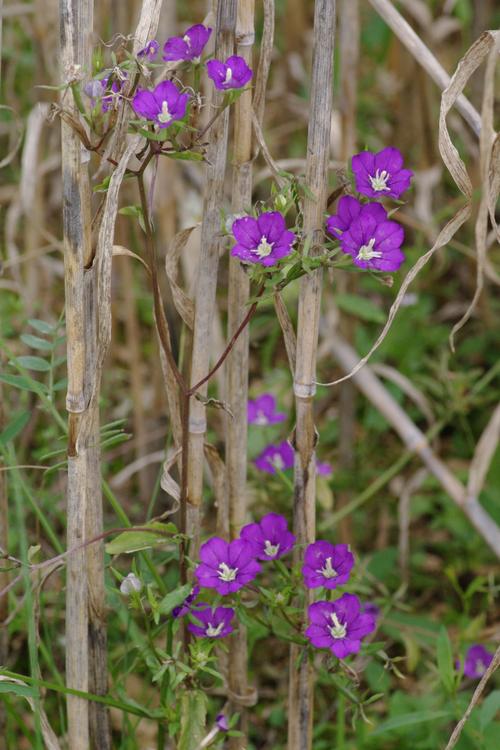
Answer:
84 74 124 113
206 55 253 90
460 645 493 679
163 24 212 63
231 212 295 267
316 461 333 477
240 513 295 561
362 602 380 620
254 441 294 474
195 537 261 595
216 714 229 732
138 40 160 61
132 80 189 129
172 584 200 618
302 541 355 590
305 593 376 658
188 605 235 639
326 195 385 239
248 394 286 426
339 202 405 272
352 147 413 200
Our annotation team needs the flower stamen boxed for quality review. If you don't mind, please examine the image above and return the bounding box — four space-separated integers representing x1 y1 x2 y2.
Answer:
218 562 238 582
329 612 347 639
206 621 225 637
255 235 274 258
357 237 382 261
157 100 173 124
264 540 280 557
317 556 338 579
369 168 391 192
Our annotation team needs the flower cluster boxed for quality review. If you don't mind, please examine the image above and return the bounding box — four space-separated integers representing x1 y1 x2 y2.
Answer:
248 393 333 477
172 512 375 659
326 147 413 272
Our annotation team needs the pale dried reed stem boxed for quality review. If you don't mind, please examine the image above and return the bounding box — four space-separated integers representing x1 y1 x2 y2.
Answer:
226 2 255 743
186 0 236 552
59 2 93 747
288 3 336 750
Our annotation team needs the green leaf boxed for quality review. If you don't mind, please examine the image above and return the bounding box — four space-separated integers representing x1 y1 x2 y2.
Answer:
335 293 386 324
0 681 36 699
158 584 193 616
166 150 204 162
12 356 50 372
480 690 500 730
437 626 455 694
28 319 56 335
105 523 177 555
370 710 451 736
20 334 53 351
119 205 143 218
0 373 46 394
0 411 31 447
178 690 207 750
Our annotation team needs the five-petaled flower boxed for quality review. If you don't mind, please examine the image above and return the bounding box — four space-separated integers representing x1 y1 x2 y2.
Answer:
326 195 372 240
231 211 295 267
163 24 212 63
254 440 294 474
206 55 253 90
195 537 261 595
132 80 189 129
351 147 413 200
138 39 160 61
338 202 405 272
188 605 235 639
460 644 494 679
172 584 200 618
240 513 295 561
248 394 286 425
302 541 354 589
305 593 376 658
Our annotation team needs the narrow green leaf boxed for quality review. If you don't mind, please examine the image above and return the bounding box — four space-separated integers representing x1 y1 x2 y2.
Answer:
0 373 46 394
0 681 37 699
12 356 50 372
158 584 193 616
335 293 386 324
105 523 177 555
370 710 451 736
0 411 31 447
27 319 56 335
178 690 207 750
437 626 455 694
20 334 53 351
480 690 500 730
166 150 204 162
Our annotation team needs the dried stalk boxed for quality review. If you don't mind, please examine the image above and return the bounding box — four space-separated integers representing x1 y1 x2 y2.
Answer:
59 2 94 747
186 0 236 553
288 3 336 750
327 333 500 558
367 0 482 135
226 1 255 743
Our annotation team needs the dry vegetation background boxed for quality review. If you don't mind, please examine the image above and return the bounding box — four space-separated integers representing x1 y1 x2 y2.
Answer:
0 1 499 749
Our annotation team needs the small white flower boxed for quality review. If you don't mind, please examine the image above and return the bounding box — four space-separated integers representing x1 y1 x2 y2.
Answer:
120 573 142 595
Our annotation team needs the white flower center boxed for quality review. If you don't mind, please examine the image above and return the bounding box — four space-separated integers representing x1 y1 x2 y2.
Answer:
206 621 224 637
270 454 285 471
357 237 382 261
329 612 347 639
264 540 280 557
223 67 233 85
255 235 274 258
183 34 191 47
158 100 173 124
254 411 269 425
317 556 338 579
369 169 391 192
218 562 238 582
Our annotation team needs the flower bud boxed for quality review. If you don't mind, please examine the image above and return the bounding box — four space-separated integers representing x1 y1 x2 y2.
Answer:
120 573 142 595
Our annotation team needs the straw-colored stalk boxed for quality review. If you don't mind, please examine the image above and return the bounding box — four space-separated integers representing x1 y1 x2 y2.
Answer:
226 2 255 743
0 389 8 750
186 0 236 552
288 3 336 750
60 2 111 748
336 0 359 543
